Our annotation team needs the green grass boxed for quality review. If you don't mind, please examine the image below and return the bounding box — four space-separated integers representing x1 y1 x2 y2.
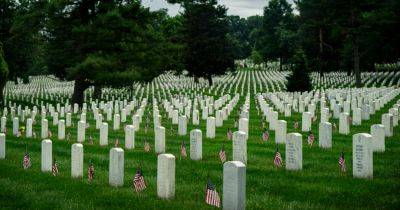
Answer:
0 87 399 209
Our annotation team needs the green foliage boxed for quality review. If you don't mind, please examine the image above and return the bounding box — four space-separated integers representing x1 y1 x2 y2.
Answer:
256 0 297 69
0 43 9 105
250 49 263 68
286 49 312 92
167 0 236 85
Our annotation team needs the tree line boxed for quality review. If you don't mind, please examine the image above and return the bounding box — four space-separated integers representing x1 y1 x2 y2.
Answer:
1 0 399 105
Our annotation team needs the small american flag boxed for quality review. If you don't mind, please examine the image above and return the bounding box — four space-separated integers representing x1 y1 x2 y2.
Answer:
333 123 337 130
52 159 59 176
114 139 119 147
133 169 147 192
339 152 346 173
23 152 31 170
312 116 318 122
66 132 71 141
85 123 90 128
88 161 95 182
205 178 220 208
89 136 94 145
274 148 283 168
262 130 269 141
48 130 52 138
226 129 233 140
294 121 299 130
144 141 151 152
181 141 187 158
348 117 352 124
307 132 315 146
33 132 37 138
219 145 226 163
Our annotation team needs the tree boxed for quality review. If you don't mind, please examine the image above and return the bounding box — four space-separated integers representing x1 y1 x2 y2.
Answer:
257 0 296 71
250 49 263 70
45 0 171 105
0 43 9 107
286 49 312 92
167 0 235 85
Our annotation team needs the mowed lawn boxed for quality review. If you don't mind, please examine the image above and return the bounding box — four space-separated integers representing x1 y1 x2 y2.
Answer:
0 93 399 209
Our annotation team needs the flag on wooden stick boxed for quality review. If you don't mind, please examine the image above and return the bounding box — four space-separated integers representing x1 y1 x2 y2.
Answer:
88 161 95 182
205 178 220 208
133 169 147 192
339 151 346 173
274 148 283 168
52 159 59 176
181 141 187 158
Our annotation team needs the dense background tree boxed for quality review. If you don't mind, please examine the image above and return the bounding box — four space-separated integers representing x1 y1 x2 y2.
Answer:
45 0 172 105
0 43 9 107
167 0 235 85
257 0 297 71
286 49 312 92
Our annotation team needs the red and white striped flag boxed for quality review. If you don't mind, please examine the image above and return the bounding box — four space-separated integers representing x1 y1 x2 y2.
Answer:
88 162 95 182
52 159 59 176
262 130 269 141
308 133 315 146
205 178 220 208
226 129 233 140
219 145 226 163
144 141 150 152
181 141 187 158
133 169 147 192
339 152 346 173
274 148 283 168
23 152 31 170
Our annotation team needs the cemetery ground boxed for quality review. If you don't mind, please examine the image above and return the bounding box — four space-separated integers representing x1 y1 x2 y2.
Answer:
0 70 400 209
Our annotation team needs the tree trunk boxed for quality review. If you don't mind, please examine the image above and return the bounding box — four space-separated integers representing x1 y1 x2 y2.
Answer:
0 80 5 108
353 36 361 87
93 85 102 99
72 78 88 107
207 75 213 86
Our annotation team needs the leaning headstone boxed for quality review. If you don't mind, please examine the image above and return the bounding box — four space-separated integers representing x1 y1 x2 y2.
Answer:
109 148 124 187
157 154 175 199
381 114 393 137
41 139 52 172
353 133 373 179
0 133 5 159
155 126 166 153
286 133 302 170
319 122 332 149
125 125 135 149
71 143 83 178
275 120 287 144
233 131 247 164
190 129 202 160
371 124 385 152
206 117 216 139
223 161 246 210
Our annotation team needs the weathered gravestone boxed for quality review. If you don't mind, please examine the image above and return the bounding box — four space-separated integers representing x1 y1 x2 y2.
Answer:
223 161 246 210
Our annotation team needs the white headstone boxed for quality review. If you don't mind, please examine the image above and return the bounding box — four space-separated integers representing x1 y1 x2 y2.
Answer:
71 143 84 178
353 133 373 179
100 122 108 146
109 148 124 187
339 112 350 135
41 139 52 172
0 133 5 159
318 122 332 148
223 161 246 210
178 116 187 136
275 120 287 144
155 126 166 153
301 112 312 132
125 125 135 149
77 121 86 142
190 129 202 160
286 133 302 170
233 131 247 164
157 154 175 199
381 114 393 137
206 117 216 139
371 124 385 152
26 118 33 138
41 119 48 139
